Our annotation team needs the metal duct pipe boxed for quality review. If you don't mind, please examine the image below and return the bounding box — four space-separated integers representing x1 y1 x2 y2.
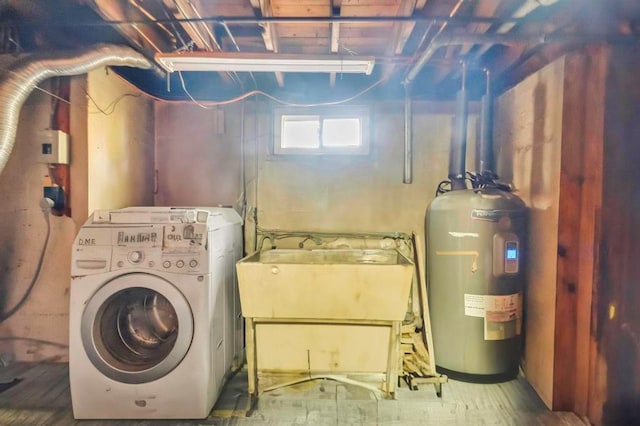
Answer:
403 83 413 184
403 32 640 86
448 63 468 191
472 0 560 60
404 33 546 85
0 44 152 176
478 69 494 176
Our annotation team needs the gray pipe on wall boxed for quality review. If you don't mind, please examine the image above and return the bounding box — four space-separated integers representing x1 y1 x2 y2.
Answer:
478 92 494 175
448 87 468 190
403 83 413 184
0 43 152 175
448 63 468 191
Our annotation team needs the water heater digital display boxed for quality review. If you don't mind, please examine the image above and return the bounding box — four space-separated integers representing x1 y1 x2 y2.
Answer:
493 233 520 276
504 241 519 273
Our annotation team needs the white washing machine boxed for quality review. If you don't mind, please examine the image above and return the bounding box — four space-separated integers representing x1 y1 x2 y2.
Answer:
69 207 243 419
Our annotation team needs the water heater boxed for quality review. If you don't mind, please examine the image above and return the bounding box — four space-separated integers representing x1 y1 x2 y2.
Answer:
426 188 526 381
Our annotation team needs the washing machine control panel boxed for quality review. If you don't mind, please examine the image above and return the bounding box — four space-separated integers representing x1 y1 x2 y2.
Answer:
127 250 144 264
111 247 207 274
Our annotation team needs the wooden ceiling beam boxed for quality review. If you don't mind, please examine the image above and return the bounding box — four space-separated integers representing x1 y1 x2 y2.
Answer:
90 0 173 54
459 0 502 56
382 0 418 78
171 0 221 51
164 0 236 84
389 0 418 56
330 22 340 87
258 0 285 87
490 1 580 87
331 22 341 53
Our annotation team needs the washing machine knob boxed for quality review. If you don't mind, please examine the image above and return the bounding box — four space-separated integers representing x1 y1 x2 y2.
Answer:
163 260 171 268
189 259 198 268
176 260 185 268
128 251 143 264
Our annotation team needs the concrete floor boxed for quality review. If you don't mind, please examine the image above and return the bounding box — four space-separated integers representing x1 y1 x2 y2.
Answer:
0 362 588 425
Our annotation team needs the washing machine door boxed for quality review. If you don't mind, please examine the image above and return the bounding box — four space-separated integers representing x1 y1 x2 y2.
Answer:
81 272 194 384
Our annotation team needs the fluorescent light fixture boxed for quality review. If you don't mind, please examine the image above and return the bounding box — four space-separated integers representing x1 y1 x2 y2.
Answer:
155 52 375 75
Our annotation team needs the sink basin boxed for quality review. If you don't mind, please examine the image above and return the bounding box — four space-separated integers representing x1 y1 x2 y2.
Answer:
236 249 414 321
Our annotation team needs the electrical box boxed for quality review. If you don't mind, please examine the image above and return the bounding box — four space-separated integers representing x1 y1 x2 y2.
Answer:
37 130 69 164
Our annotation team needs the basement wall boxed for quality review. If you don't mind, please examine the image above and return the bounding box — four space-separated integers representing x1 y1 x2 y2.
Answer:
495 58 565 408
0 69 154 362
0 83 77 362
87 69 155 213
155 99 478 357
155 101 478 252
154 103 241 207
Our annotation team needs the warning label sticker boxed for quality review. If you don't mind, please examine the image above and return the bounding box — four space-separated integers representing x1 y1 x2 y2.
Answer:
463 293 523 340
464 294 486 318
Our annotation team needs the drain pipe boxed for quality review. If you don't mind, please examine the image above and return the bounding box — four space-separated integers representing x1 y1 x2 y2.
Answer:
0 44 152 176
448 62 468 191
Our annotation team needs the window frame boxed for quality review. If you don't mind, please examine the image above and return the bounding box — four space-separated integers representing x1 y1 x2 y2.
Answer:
273 106 371 156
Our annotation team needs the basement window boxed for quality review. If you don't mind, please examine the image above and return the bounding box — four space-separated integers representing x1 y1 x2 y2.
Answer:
274 106 370 155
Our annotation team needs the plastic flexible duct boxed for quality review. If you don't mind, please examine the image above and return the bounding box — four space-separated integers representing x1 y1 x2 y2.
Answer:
0 44 152 175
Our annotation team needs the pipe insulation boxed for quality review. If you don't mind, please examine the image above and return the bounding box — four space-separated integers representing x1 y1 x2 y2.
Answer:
0 44 152 175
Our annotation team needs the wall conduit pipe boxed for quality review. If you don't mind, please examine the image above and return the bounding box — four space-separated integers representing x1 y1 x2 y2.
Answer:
403 82 413 184
478 69 494 176
448 62 468 191
0 43 152 176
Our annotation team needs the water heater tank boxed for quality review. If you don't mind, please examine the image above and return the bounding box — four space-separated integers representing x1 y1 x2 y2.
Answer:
426 188 527 382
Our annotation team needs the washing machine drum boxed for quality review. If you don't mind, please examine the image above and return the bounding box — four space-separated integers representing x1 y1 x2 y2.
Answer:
81 273 194 384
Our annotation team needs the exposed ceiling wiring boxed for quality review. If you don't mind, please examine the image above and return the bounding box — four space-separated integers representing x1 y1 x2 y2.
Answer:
175 70 395 109
84 89 142 115
34 85 71 105
17 61 396 112
177 70 213 109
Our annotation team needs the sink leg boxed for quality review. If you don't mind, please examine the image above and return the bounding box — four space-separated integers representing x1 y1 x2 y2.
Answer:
246 318 257 395
386 321 401 397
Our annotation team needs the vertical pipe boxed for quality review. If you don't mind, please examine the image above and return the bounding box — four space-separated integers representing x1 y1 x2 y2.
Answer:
448 62 468 190
403 83 413 184
239 100 247 219
252 96 260 252
478 69 494 176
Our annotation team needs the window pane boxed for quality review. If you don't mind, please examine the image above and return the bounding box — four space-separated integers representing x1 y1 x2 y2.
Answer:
282 116 320 148
322 118 361 147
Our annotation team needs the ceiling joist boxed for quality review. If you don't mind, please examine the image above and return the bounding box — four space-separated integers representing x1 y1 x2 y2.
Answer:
256 0 285 87
90 0 173 54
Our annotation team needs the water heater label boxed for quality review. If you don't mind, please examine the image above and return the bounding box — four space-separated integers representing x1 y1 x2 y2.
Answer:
471 209 508 222
463 293 523 340
485 293 522 340
464 294 486 317
471 209 525 222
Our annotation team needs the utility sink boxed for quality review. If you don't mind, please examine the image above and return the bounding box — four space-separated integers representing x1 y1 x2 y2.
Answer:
236 249 414 321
